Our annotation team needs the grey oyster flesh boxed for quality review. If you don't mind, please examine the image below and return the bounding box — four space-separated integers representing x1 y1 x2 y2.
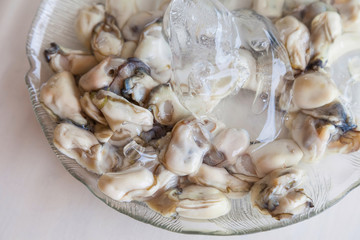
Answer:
251 168 313 220
44 42 98 75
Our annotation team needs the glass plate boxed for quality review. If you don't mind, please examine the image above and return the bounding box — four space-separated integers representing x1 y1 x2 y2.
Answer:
25 0 360 235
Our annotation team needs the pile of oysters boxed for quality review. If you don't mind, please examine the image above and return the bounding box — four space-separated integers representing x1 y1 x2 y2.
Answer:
40 0 360 220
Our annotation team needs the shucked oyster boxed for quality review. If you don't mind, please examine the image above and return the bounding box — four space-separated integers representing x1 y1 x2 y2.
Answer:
92 90 154 132
246 139 303 178
147 185 231 219
122 10 163 42
134 22 172 84
75 3 105 49
147 83 191 126
309 11 343 68
286 112 337 162
251 168 313 220
79 57 126 92
160 118 211 176
98 164 178 202
188 164 251 199
91 14 124 62
53 123 117 174
40 71 87 126
275 16 310 72
292 71 339 110
44 43 98 75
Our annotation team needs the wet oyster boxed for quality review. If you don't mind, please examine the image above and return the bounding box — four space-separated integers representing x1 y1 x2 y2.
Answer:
253 0 285 18
204 128 250 167
92 90 154 132
309 11 343 68
40 71 87 126
122 10 163 42
44 43 98 75
293 71 339 109
79 57 125 92
247 139 304 178
328 130 360 154
120 41 138 59
287 112 337 162
188 164 251 199
80 92 107 126
91 14 124 61
75 3 105 49
122 69 159 106
302 101 357 132
134 22 172 84
251 168 313 220
98 164 178 202
53 123 117 174
275 16 310 72
148 84 191 126
161 118 211 176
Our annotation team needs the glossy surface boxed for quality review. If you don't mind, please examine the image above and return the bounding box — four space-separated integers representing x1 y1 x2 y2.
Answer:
23 0 360 235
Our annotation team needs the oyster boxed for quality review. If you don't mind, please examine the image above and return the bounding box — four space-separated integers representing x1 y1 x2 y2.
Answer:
176 185 231 220
40 71 87 126
252 0 285 18
301 2 336 27
94 124 114 143
79 57 126 92
293 71 339 109
44 43 98 75
134 22 172 84
92 90 154 133
188 164 251 199
98 164 178 202
246 139 304 178
80 92 108 125
109 58 151 95
287 112 337 162
204 128 250 167
251 168 313 220
302 101 357 132
91 14 124 62
108 123 145 147
122 10 163 42
105 0 170 29
161 118 211 176
148 84 191 126
309 11 343 68
328 130 360 154
75 3 105 49
122 69 159 106
275 16 311 72
53 123 117 174
120 41 138 59
147 185 231 219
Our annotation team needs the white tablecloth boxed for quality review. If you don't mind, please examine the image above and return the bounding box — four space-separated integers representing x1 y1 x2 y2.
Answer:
1 0 360 239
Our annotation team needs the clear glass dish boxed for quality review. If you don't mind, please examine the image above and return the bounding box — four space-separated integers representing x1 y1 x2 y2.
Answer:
25 0 360 235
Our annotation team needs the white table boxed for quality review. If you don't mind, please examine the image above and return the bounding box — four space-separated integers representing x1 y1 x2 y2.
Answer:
1 0 359 239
